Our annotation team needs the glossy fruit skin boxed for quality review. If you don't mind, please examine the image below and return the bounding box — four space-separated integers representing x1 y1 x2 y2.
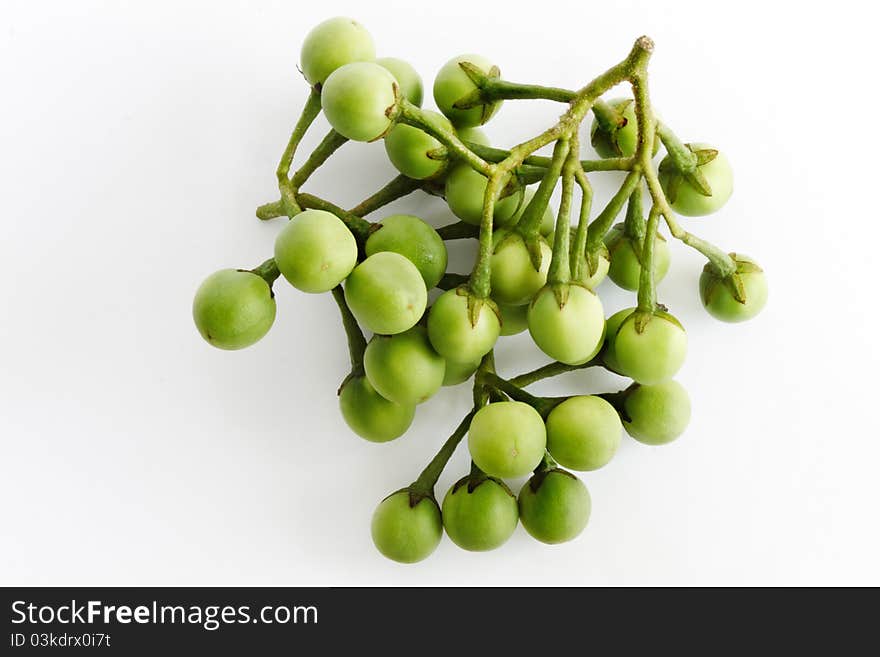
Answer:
375 57 423 106
518 469 591 544
499 189 555 235
590 97 660 158
499 303 528 336
365 214 448 289
442 357 482 386
659 143 733 217
623 380 692 445
614 311 687 384
321 62 398 142
274 209 358 293
601 307 635 373
300 17 375 86
444 164 523 226
383 111 452 180
546 396 622 471
433 54 502 128
371 491 442 563
468 401 547 479
442 476 519 551
427 288 500 362
604 223 670 292
193 270 276 350
338 376 415 443
344 252 427 335
456 126 490 146
490 230 551 305
699 254 768 322
527 284 605 365
364 326 445 405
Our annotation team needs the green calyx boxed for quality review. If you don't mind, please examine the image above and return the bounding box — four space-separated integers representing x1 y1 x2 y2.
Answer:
393 485 438 508
657 143 719 202
450 61 503 125
451 471 515 497
700 253 763 305
629 307 684 334
527 464 577 493
699 253 768 322
464 285 502 328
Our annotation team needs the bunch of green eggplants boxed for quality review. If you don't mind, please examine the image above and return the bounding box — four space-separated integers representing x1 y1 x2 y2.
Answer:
193 18 767 563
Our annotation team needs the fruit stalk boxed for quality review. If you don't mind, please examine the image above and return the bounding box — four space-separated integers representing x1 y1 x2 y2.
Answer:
348 174 422 217
570 165 594 282
250 258 281 286
409 410 476 497
508 357 602 387
515 138 570 237
630 67 738 277
464 142 632 173
395 99 492 175
585 170 642 258
457 77 576 105
636 205 661 313
475 372 561 418
331 286 367 370
276 88 323 216
547 139 578 285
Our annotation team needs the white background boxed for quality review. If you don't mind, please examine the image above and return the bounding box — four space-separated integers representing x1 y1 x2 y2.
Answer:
2 0 878 586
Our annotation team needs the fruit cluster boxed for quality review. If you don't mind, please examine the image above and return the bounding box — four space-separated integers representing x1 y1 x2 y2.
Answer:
192 17 768 563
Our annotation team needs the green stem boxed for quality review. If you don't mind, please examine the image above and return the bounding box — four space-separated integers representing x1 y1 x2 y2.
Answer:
411 410 476 496
571 166 594 282
548 138 578 285
331 286 366 370
290 129 349 189
585 169 642 257
256 200 284 221
296 193 373 242
259 130 350 221
642 168 737 276
516 138 570 236
465 142 633 173
486 37 653 189
249 258 280 286
626 64 737 278
629 65 658 172
469 171 503 298
468 78 575 104
411 353 495 495
476 372 561 418
467 461 489 487
637 205 660 312
623 184 646 245
509 357 601 388
655 121 697 172
256 193 373 242
348 174 422 218
473 350 495 407
276 88 322 216
396 100 492 176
